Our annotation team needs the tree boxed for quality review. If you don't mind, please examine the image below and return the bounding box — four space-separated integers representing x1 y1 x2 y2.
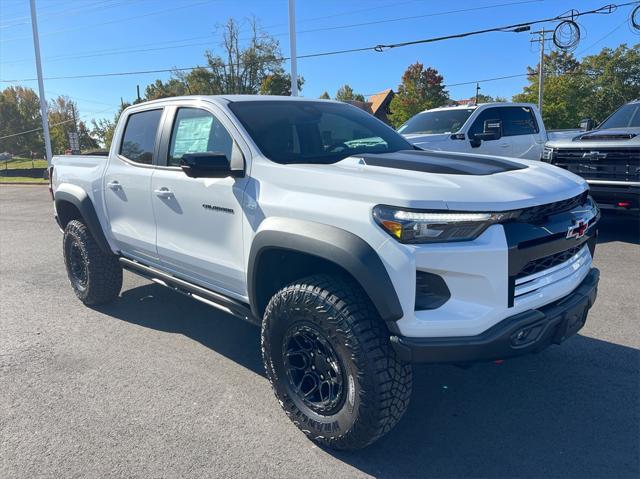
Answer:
513 44 640 128
78 121 99 151
0 86 42 156
143 18 299 99
91 101 131 149
259 71 304 95
48 95 78 154
335 84 364 102
388 62 449 127
319 91 330 99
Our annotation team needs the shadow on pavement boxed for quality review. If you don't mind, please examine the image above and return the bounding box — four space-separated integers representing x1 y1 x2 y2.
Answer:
99 282 639 479
596 212 639 245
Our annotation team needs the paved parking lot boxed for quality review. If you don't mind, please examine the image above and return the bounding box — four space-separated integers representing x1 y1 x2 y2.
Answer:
1 185 638 479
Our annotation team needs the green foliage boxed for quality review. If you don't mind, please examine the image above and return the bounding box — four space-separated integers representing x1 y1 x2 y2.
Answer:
0 86 42 156
91 102 130 150
335 84 364 102
259 71 304 96
388 62 449 127
319 91 331 99
513 44 640 129
0 87 100 156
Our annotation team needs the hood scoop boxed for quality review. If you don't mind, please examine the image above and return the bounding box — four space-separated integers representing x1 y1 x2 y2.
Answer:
577 130 637 141
358 150 527 176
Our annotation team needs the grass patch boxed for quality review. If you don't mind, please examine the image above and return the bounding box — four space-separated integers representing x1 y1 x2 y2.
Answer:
0 176 48 184
1 157 48 169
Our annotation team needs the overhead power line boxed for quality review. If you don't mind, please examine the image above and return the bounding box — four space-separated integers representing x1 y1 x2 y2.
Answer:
1 0 541 66
0 0 216 42
2 1 635 83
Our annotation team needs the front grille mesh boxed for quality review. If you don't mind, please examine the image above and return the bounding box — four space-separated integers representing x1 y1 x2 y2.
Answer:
516 192 588 224
516 245 584 279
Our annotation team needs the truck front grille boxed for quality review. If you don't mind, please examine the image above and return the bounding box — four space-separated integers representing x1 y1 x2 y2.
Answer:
549 148 640 182
516 192 588 224
514 245 591 303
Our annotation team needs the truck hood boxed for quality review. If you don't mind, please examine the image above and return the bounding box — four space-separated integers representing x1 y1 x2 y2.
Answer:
401 133 451 148
255 150 587 211
547 127 640 148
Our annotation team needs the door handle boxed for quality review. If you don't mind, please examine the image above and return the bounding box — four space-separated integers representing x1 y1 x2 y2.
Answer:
107 180 121 190
154 187 173 198
499 142 510 148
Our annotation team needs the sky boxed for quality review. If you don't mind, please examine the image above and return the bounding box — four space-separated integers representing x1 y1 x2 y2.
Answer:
0 0 637 127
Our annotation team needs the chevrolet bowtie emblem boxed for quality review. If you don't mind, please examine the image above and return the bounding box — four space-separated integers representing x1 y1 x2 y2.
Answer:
582 151 607 160
567 220 589 239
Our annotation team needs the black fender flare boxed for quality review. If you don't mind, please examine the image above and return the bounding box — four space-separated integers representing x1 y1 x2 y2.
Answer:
54 188 112 254
248 218 403 323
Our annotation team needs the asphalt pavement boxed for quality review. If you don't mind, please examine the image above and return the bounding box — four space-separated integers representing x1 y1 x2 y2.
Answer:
1 185 638 479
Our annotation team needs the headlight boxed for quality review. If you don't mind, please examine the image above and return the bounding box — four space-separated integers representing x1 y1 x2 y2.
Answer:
373 205 518 244
541 146 554 161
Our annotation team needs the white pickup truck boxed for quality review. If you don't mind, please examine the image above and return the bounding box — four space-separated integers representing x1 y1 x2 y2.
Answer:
51 95 600 450
399 102 577 160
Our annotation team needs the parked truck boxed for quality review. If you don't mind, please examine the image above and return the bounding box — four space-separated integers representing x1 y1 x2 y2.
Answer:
543 100 640 214
399 102 577 160
51 95 600 450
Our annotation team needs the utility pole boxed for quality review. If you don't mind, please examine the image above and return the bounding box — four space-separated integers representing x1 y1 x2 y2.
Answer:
288 0 298 96
530 28 551 114
475 83 481 105
136 84 141 103
29 0 52 165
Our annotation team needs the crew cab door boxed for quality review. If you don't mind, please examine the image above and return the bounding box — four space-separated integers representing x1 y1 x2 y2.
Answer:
500 106 542 160
151 104 248 297
467 107 513 157
103 107 163 261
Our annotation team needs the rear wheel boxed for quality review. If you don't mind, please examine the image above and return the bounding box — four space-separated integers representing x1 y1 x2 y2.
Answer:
63 219 122 305
261 274 412 450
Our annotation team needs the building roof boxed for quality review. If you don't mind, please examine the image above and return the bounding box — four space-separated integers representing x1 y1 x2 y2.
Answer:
368 89 394 115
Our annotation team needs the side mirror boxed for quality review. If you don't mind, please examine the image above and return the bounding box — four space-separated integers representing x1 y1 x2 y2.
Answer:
180 152 236 178
470 119 502 147
579 118 595 131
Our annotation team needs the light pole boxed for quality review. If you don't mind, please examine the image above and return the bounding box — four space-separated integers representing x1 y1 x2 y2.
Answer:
288 0 298 96
29 0 52 165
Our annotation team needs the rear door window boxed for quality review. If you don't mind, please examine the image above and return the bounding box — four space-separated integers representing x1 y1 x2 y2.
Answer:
119 109 163 165
501 106 539 136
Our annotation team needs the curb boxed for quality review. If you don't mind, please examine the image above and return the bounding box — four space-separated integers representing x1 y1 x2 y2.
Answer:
0 182 48 186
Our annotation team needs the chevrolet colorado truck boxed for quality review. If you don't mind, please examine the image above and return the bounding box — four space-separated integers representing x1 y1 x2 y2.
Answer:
399 102 578 160
51 95 600 450
543 100 640 214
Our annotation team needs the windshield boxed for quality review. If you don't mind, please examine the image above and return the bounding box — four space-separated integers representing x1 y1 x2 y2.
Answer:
397 109 474 135
228 100 412 164
599 103 640 129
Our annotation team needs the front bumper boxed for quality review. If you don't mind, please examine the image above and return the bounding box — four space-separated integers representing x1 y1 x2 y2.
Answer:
588 182 639 213
390 268 599 363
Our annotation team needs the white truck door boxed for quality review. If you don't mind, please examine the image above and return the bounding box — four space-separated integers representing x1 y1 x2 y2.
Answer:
501 106 542 160
466 107 513 157
103 108 162 261
150 106 248 297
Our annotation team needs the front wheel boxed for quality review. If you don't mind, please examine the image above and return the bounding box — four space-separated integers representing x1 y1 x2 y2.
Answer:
261 275 412 450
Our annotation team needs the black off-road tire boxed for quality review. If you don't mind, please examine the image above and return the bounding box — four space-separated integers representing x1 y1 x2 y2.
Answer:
261 274 412 450
63 219 122 306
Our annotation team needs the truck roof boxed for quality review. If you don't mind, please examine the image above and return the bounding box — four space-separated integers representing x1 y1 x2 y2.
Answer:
127 94 340 109
421 102 537 113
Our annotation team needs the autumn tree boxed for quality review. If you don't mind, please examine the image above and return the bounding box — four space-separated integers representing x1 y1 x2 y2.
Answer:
388 62 449 127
